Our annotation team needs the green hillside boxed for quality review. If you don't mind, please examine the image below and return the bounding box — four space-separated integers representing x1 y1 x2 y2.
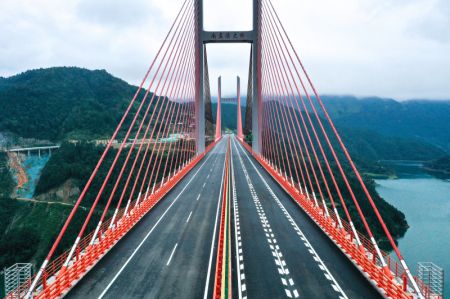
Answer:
423 156 450 179
0 68 167 282
0 67 143 141
0 67 448 282
0 152 14 198
214 103 446 164
317 96 450 152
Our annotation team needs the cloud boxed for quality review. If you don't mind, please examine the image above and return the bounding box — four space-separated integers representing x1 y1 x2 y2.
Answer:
0 0 449 100
75 0 153 28
406 0 450 43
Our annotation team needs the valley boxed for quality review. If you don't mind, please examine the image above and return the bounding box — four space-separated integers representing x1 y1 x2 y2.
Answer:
1 67 449 297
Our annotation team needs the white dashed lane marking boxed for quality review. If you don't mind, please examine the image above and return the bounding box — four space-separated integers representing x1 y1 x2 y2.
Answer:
233 138 299 298
186 211 192 223
98 145 217 299
236 137 349 299
231 144 246 299
166 243 178 266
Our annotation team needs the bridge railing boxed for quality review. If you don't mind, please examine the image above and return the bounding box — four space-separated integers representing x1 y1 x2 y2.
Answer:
4 214 110 298
239 139 440 299
328 204 438 298
5 141 219 299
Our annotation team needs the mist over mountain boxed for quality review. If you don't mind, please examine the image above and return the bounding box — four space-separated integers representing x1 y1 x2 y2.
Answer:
213 102 448 163
213 94 450 154
2 67 447 155
318 95 450 153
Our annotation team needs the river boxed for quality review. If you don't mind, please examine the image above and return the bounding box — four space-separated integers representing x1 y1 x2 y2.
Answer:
375 162 449 298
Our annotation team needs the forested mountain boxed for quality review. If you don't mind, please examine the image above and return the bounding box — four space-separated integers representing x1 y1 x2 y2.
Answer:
1 68 448 154
423 156 450 179
213 94 450 155
213 103 447 163
0 67 448 275
0 67 141 141
317 96 450 152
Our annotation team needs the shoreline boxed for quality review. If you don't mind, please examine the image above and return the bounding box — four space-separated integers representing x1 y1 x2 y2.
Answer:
375 177 450 298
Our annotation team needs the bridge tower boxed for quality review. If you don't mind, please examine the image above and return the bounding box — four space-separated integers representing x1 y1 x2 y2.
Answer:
215 76 222 140
236 76 244 140
195 0 262 153
215 76 243 140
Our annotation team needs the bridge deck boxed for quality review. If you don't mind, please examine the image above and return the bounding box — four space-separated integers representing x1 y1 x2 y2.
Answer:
7 145 60 152
66 135 382 298
230 135 382 299
66 138 227 298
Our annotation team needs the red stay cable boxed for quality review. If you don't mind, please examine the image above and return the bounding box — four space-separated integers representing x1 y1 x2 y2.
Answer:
108 24 196 228
264 1 381 249
263 32 325 208
64 1 195 265
26 0 192 296
264 3 349 221
161 55 197 183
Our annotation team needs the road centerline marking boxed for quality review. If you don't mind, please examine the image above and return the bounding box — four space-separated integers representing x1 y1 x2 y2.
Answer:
203 138 228 299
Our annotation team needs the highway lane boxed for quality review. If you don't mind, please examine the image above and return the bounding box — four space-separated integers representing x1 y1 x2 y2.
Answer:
66 137 228 299
230 136 383 299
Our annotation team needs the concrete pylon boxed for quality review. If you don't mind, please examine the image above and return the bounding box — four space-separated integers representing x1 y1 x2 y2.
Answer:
215 76 222 141
195 0 205 154
236 76 244 140
196 0 261 153
251 0 262 153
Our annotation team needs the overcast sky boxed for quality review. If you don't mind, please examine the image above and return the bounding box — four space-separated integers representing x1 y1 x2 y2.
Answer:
1 0 449 100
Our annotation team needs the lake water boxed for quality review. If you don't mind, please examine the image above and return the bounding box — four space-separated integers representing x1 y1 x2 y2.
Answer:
375 162 450 298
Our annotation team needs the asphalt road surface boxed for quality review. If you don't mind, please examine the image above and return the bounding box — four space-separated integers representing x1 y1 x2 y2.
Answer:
67 137 228 299
229 135 382 299
66 134 382 298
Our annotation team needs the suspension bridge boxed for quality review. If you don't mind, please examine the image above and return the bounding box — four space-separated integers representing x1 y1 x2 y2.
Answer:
6 0 440 298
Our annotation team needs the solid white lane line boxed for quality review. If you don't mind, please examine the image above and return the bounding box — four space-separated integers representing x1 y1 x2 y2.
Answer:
186 211 193 223
235 137 349 299
97 141 218 299
203 138 227 299
230 142 245 299
166 243 178 266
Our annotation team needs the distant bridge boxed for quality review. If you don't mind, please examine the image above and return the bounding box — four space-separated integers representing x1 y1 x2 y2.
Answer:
7 145 60 157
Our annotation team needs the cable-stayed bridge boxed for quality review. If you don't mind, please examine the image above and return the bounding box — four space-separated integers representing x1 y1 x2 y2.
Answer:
6 0 439 298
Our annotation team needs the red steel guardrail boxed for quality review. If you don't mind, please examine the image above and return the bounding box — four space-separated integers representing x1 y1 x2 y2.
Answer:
6 140 219 299
238 139 440 299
